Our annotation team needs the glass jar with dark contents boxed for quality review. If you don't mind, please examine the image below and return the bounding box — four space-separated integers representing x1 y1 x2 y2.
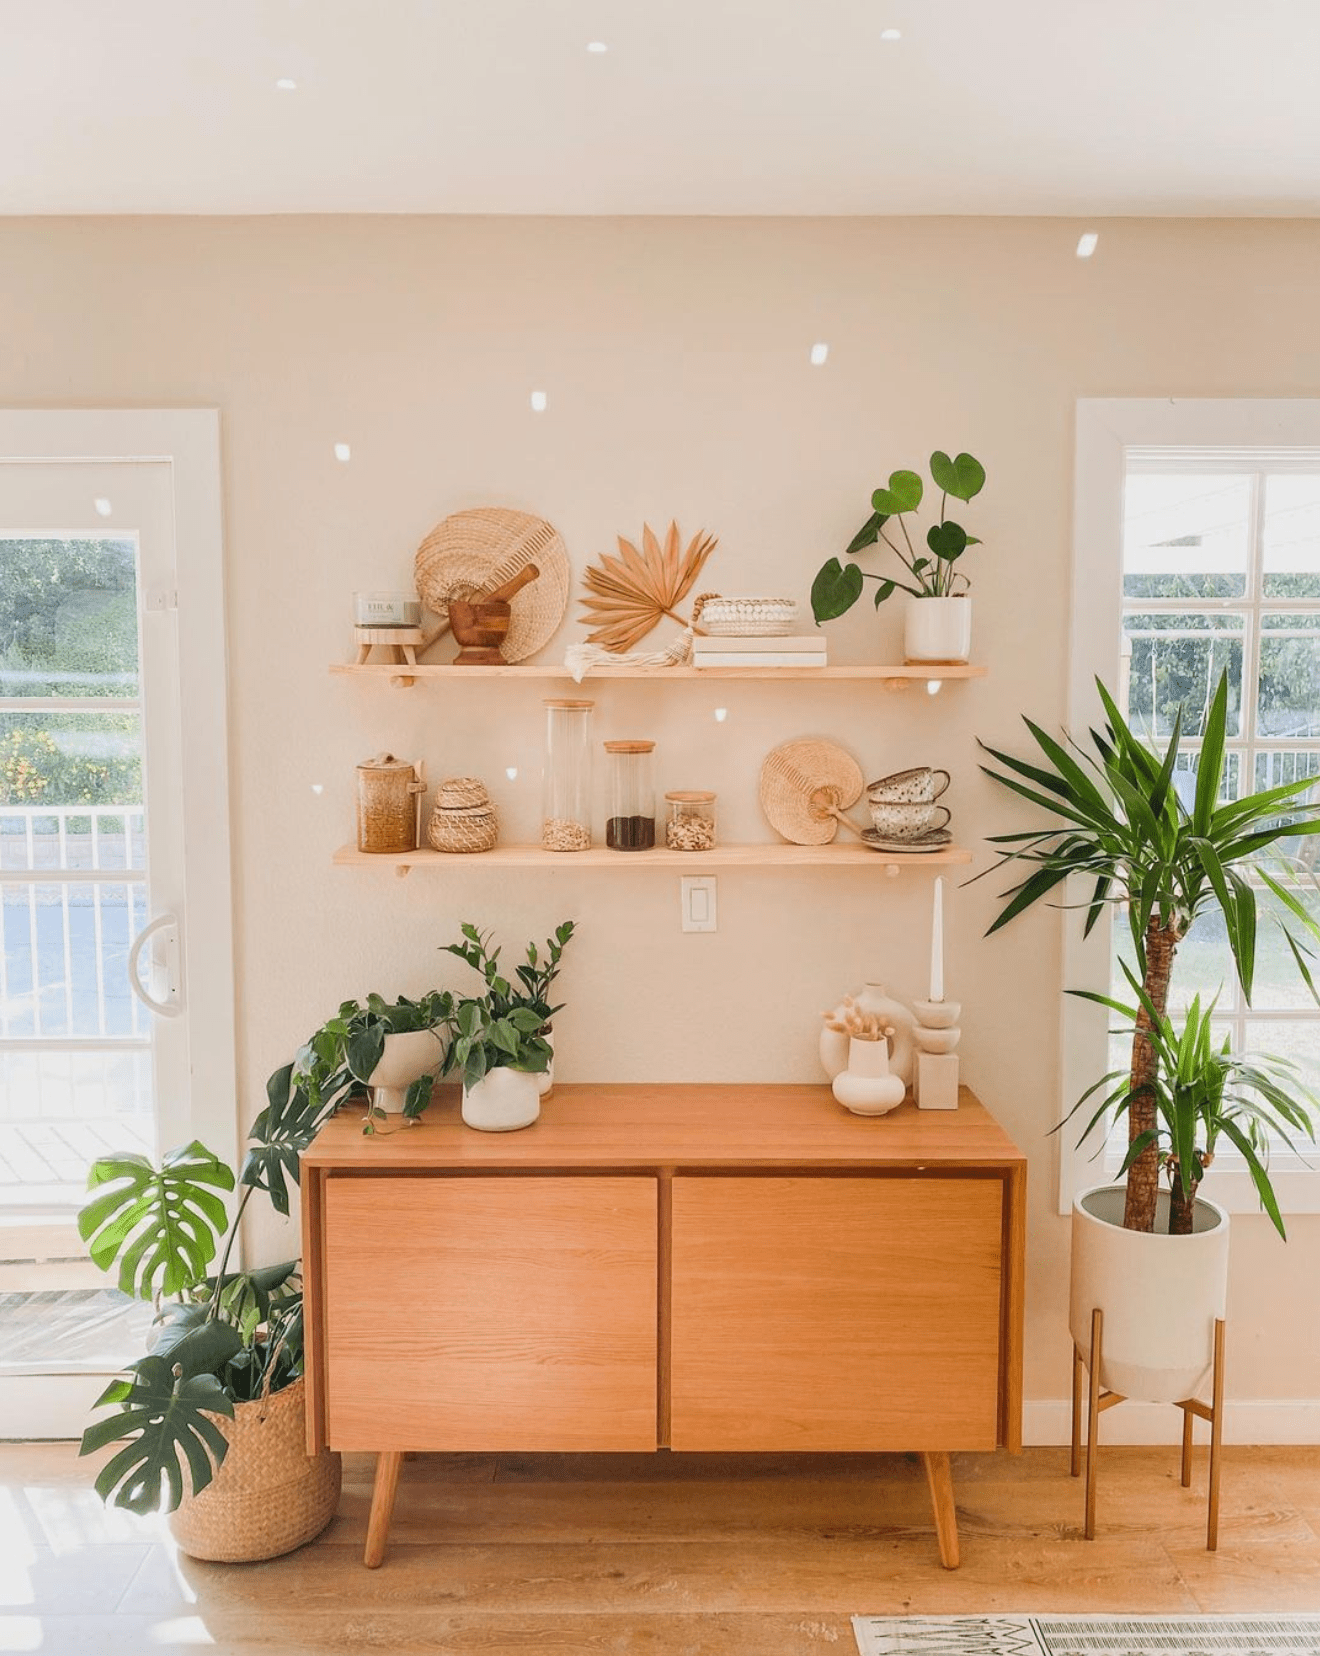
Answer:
604 739 656 851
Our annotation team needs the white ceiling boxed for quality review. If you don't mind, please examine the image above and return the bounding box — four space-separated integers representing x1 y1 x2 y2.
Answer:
3 0 1319 217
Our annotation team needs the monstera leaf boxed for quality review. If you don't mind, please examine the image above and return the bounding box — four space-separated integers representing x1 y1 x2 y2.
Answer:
242 1063 337 1215
870 469 924 516
810 557 864 623
78 1142 234 1300
80 1355 234 1515
929 450 986 502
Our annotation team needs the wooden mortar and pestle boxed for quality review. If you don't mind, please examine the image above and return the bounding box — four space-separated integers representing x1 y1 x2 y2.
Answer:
448 564 540 665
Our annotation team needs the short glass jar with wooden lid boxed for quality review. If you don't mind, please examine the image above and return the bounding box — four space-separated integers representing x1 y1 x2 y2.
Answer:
664 790 717 852
542 699 594 851
604 740 656 851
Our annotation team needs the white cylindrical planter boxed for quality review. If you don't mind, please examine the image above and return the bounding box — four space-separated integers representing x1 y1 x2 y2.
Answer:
1070 1184 1230 1404
462 1067 541 1133
904 596 972 664
369 1029 443 1114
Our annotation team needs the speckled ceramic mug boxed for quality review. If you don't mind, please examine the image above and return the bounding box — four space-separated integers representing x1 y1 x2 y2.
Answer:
866 766 951 805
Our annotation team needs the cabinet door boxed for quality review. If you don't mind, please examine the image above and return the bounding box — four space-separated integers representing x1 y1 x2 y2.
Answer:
670 1176 1003 1451
323 1176 657 1451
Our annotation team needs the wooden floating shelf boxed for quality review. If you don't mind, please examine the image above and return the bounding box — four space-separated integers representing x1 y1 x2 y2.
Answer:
334 842 974 876
330 661 987 688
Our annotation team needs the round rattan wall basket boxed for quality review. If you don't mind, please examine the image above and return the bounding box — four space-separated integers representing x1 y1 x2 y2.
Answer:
414 507 571 663
168 1376 341 1563
759 738 864 845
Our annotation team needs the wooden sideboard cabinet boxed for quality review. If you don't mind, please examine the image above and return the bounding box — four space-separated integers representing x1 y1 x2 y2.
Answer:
301 1083 1026 1569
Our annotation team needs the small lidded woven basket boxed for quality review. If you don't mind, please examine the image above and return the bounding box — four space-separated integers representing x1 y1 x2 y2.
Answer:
428 777 499 854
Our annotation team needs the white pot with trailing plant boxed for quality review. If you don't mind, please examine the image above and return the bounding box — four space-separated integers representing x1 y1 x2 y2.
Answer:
441 920 576 1133
811 449 985 664
983 670 1320 1403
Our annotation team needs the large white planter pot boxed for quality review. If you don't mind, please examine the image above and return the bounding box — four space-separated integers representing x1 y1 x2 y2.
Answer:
462 1067 541 1132
370 1028 443 1114
904 596 972 664
1070 1184 1230 1404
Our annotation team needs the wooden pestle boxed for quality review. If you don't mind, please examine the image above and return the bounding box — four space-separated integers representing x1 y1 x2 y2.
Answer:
420 562 541 652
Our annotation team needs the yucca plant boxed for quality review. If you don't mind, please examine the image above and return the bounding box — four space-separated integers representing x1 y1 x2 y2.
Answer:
1067 974 1318 1237
981 670 1320 1232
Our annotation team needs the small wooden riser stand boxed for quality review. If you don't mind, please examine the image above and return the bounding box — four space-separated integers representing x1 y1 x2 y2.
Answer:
353 627 426 686
1070 1307 1225 1551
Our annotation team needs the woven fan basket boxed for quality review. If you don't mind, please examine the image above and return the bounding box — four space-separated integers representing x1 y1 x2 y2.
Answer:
759 738 863 845
168 1376 341 1563
414 507 570 663
428 802 499 854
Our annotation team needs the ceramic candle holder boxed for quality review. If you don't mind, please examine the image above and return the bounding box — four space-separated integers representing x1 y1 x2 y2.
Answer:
913 998 961 1110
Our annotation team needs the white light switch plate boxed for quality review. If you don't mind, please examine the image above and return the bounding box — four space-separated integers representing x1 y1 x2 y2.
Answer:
680 876 717 932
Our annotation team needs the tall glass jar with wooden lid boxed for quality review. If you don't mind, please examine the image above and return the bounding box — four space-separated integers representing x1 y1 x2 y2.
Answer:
542 699 594 851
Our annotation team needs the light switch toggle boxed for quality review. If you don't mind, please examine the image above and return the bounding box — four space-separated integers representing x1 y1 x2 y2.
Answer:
680 876 717 932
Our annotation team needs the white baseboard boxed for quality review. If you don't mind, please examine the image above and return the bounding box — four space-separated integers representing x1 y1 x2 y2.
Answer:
1025 1397 1320 1446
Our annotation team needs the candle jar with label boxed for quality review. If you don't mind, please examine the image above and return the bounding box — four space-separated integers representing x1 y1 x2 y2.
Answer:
605 740 656 851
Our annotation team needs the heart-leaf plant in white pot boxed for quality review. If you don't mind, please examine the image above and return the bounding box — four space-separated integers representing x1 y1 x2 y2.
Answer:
441 920 576 1132
811 449 985 663
283 991 453 1136
980 670 1320 1402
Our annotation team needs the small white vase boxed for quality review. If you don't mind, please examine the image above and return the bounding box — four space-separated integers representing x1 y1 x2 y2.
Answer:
462 1067 541 1133
370 1028 443 1115
1070 1184 1230 1404
904 595 972 664
832 1036 907 1116
820 984 916 1084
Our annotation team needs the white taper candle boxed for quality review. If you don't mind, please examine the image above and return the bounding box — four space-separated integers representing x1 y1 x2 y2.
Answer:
930 875 944 1003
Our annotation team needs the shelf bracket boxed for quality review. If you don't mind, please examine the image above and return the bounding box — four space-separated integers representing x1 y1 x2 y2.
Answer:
395 864 412 879
389 674 417 688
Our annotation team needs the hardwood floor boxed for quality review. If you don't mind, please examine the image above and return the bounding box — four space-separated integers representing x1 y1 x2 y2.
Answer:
2 1443 1318 1653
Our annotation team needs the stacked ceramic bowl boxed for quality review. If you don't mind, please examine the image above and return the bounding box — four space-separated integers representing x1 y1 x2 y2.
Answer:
863 766 952 854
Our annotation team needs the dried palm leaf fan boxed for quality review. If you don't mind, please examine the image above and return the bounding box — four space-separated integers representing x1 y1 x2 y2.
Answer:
759 738 866 845
579 522 718 652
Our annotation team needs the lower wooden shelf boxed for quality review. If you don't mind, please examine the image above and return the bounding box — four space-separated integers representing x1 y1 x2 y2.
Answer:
334 841 973 873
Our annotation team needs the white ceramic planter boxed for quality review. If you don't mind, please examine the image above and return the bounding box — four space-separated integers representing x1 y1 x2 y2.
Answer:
462 1066 541 1133
832 1035 906 1116
537 1030 555 1099
370 1028 443 1114
904 596 972 664
1070 1184 1230 1404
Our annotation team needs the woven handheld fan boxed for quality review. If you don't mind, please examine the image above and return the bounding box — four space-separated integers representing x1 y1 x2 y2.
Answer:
759 738 866 845
579 522 718 652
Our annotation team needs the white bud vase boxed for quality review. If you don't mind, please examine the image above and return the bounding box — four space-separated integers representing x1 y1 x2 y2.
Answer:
820 983 916 1084
832 1036 907 1116
461 1067 541 1133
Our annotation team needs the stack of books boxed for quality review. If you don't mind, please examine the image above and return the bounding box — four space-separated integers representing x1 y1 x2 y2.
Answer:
691 634 827 669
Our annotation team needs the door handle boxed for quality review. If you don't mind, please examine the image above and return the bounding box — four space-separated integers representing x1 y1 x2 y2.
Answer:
128 914 184 1019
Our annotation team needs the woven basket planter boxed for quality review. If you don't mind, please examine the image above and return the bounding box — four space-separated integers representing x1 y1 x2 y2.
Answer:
168 1376 341 1563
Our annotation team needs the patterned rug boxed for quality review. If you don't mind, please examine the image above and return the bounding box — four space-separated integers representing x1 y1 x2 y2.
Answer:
852 1616 1320 1655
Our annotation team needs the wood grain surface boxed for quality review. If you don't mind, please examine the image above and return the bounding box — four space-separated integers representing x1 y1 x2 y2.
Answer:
323 1177 658 1452
669 1176 1003 1452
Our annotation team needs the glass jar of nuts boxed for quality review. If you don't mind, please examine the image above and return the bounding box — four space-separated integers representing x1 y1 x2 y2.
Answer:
664 791 717 852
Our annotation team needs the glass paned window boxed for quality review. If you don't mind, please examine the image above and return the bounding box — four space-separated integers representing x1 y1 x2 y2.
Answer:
1110 459 1320 1175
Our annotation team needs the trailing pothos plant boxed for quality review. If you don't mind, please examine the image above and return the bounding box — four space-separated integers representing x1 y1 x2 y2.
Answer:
77 988 453 1514
441 920 575 1089
811 450 986 624
980 670 1320 1234
1065 974 1318 1237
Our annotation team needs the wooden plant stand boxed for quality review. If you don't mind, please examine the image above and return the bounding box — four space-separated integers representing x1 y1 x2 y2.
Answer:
1071 1306 1226 1550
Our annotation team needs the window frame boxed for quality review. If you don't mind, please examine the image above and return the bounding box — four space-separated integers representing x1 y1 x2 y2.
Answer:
1062 399 1320 1218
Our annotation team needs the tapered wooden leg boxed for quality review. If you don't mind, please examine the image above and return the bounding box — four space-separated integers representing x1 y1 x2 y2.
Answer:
1180 1402 1195 1488
364 1450 403 1568
1071 1341 1084 1478
1084 1307 1103 1540
922 1451 960 1570
1208 1318 1226 1552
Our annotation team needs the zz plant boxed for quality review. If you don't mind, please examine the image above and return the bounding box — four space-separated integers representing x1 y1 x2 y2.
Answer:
441 920 575 1088
812 450 986 623
981 670 1320 1234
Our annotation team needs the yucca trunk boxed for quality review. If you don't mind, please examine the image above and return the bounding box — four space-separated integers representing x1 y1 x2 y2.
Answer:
1168 1162 1201 1235
1123 918 1182 1233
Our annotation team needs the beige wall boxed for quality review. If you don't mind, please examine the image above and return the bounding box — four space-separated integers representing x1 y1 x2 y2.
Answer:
4 215 1319 1422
